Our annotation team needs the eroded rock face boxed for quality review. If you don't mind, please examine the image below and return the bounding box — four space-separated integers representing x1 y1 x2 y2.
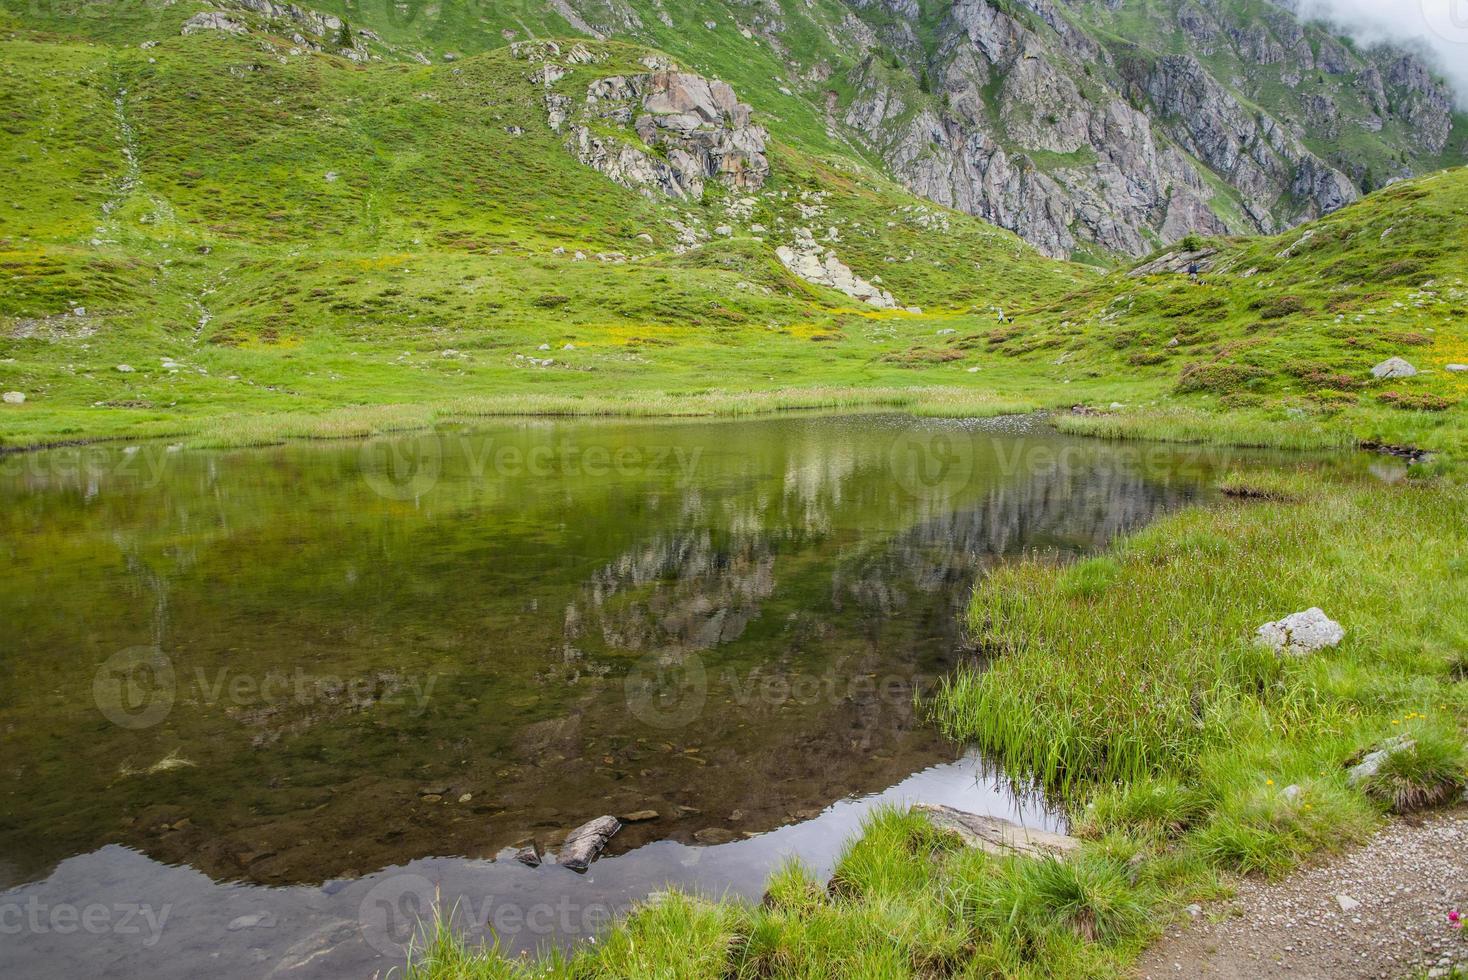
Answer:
821 0 1450 257
181 11 247 34
545 63 769 202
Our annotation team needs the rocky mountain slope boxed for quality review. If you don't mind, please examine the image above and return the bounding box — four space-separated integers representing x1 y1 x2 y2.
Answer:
5 0 1462 261
0 0 1463 450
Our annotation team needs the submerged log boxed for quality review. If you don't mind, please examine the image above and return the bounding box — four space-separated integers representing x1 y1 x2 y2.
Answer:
914 804 1079 859
558 815 621 871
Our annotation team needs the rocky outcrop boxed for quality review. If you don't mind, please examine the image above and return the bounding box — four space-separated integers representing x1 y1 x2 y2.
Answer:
817 0 1448 256
181 11 247 34
531 54 769 202
776 227 896 307
1128 246 1219 278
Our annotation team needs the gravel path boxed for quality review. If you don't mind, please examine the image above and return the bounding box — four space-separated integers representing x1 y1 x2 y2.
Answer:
1136 806 1468 979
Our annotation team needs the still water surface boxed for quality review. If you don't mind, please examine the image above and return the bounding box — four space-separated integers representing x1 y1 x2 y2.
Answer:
1 414 1248 976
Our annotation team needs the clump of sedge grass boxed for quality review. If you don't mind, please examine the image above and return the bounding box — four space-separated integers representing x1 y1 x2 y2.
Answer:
1359 729 1467 814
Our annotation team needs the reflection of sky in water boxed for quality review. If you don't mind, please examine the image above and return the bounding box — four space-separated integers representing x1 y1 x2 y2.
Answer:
0 414 1257 979
0 751 1058 979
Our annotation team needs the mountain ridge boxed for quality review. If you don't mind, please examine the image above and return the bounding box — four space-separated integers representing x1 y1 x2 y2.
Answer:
5 0 1463 258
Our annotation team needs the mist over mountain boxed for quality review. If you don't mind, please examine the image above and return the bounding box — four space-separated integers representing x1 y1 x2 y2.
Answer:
1295 0 1468 109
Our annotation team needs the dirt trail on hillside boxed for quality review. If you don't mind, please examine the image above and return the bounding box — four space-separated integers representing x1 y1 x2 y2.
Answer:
1135 807 1468 979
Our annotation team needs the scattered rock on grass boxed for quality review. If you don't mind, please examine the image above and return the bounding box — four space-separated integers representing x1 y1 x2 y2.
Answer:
1255 608 1344 656
1371 357 1418 379
1346 734 1415 785
913 803 1079 858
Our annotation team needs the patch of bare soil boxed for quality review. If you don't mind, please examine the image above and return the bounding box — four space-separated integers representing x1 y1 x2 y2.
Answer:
1136 807 1468 979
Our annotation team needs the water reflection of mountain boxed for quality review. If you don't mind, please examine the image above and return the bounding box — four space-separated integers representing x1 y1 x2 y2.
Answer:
573 456 1200 666
0 419 1224 890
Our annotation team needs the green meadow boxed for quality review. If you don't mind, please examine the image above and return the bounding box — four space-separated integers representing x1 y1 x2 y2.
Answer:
0 6 1465 979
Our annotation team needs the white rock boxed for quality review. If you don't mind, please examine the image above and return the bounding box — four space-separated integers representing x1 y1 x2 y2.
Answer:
227 911 277 931
1446 364 1468 373
115 364 135 373
538 343 551 351
714 225 732 236
1335 894 1360 912
2 391 24 404
1255 608 1344 656
1371 357 1418 379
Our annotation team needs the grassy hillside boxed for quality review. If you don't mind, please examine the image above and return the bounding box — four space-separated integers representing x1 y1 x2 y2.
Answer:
0 23 1096 449
0 5 1464 457
971 167 1468 454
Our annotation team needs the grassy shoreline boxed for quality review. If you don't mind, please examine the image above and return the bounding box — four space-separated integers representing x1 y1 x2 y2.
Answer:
394 420 1465 979
4 387 1458 461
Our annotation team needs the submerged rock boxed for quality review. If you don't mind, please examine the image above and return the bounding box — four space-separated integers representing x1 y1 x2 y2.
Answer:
913 803 1079 858
558 815 620 871
1255 608 1344 656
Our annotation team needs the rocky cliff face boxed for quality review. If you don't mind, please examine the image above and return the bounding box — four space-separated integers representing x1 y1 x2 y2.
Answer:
829 0 1458 256
517 41 770 203
542 0 1460 258
181 0 1463 259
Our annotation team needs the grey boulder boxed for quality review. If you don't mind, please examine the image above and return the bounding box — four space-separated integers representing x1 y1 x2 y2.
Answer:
1371 357 1418 379
558 815 621 871
1255 608 1344 656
